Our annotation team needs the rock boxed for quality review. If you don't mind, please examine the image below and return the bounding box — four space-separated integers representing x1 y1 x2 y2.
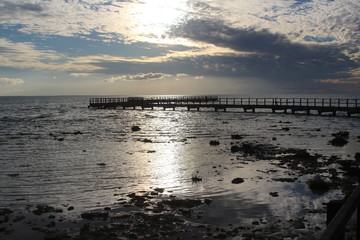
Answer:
209 140 220 146
67 206 74 211
154 188 165 193
231 178 244 184
131 126 141 131
355 152 360 162
7 173 19 177
282 127 290 131
204 199 212 205
332 131 349 138
329 136 348 147
97 163 106 166
269 192 279 197
307 175 330 195
162 199 202 208
0 208 13 216
192 176 202 182
32 205 63 215
57 138 64 141
231 135 243 139
272 178 297 182
80 211 109 220
230 145 241 153
73 131 83 135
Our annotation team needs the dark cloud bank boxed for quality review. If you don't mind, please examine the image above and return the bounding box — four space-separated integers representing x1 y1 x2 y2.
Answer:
169 19 359 93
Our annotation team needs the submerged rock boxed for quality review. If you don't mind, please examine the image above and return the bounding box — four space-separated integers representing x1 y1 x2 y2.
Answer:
269 192 279 197
329 136 348 147
32 205 63 215
0 208 13 216
329 131 349 147
307 175 330 195
355 153 360 162
81 211 109 220
162 199 202 208
209 140 220 146
231 134 243 139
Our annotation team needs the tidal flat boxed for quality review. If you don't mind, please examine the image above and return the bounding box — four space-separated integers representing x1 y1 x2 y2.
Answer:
1 96 360 239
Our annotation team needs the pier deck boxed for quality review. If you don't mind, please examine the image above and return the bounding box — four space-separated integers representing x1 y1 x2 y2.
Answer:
88 96 360 116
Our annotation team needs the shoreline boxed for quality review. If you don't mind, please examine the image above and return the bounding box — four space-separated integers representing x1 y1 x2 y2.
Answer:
1 134 359 240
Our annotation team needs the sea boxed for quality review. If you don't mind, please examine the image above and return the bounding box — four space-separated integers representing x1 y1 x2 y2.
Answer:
0 95 359 231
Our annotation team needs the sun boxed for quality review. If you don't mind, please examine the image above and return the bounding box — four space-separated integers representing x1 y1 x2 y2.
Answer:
128 0 187 43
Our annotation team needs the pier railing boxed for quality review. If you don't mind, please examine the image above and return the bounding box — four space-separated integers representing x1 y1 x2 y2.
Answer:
88 96 360 116
321 185 360 240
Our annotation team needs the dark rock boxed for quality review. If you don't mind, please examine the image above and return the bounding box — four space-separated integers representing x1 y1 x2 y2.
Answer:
57 138 64 141
32 205 63 215
154 188 165 193
230 145 241 153
292 219 306 229
209 140 220 146
13 215 25 222
67 206 74 211
272 178 297 182
80 211 109 220
131 126 141 131
73 131 83 135
204 199 212 205
332 131 349 138
307 175 330 195
162 199 202 208
142 138 152 143
0 208 13 216
355 153 360 162
7 173 19 177
231 178 244 184
192 176 202 182
97 163 106 166
47 221 56 228
329 136 348 147
269 192 279 197
282 127 290 131
231 135 243 139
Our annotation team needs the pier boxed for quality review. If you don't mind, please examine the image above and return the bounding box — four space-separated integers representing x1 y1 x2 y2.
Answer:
88 96 360 116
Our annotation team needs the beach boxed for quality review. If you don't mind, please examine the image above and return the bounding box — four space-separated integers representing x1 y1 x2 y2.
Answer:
1 95 359 239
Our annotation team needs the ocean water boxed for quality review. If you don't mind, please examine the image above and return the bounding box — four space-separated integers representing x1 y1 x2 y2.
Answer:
0 95 359 227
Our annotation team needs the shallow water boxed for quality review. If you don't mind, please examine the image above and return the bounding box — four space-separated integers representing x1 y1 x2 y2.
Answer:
0 95 359 227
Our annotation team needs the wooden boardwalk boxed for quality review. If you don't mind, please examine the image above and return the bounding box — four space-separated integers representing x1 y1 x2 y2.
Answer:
88 96 360 116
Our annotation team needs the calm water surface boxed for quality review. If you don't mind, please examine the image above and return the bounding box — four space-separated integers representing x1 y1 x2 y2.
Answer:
0 95 359 226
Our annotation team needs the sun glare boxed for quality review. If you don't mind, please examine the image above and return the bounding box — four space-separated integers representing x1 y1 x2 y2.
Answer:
128 0 187 43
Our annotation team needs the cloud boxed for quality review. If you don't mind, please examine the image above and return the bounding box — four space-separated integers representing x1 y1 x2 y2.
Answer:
0 77 24 86
70 73 92 77
0 38 104 72
0 1 44 15
169 18 358 89
176 73 189 77
104 72 173 82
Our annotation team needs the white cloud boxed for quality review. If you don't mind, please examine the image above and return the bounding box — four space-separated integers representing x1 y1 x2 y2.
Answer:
176 73 189 77
0 38 104 72
0 77 24 86
70 73 92 77
104 72 173 82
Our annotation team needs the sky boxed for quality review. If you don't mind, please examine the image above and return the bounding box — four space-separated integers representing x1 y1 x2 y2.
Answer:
0 0 359 96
